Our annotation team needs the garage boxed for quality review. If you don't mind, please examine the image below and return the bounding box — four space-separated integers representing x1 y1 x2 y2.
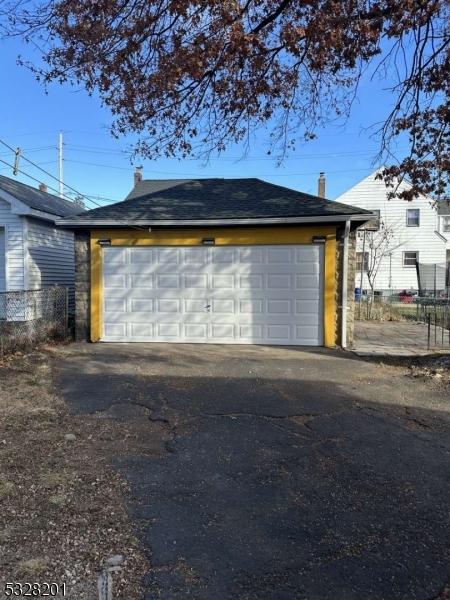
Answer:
102 244 323 345
58 176 373 347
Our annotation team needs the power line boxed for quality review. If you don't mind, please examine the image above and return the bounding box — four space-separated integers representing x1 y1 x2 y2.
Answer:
65 157 377 178
0 138 102 208
0 157 75 201
0 160 57 172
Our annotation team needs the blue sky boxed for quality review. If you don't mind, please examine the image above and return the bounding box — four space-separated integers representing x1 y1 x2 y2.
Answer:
0 35 406 210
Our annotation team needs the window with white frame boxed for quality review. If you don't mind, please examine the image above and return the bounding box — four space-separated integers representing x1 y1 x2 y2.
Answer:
406 208 420 227
403 251 418 267
442 216 450 232
356 251 369 271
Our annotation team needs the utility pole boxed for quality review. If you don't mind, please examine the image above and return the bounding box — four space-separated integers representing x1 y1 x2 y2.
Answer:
13 147 21 175
58 132 64 198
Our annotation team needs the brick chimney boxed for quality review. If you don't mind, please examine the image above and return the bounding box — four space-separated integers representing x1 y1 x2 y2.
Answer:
318 172 326 198
134 166 143 187
39 183 47 193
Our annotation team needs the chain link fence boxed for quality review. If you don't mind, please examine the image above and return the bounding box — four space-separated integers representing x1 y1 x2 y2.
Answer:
0 287 69 355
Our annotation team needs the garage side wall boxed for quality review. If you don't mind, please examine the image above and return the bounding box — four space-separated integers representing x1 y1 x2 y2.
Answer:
335 228 357 347
74 231 90 341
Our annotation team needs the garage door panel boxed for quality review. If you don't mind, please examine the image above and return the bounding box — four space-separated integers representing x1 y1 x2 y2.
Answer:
239 274 263 290
104 274 126 288
105 247 127 264
102 245 323 345
211 299 235 314
104 323 127 337
184 274 208 289
130 274 154 288
296 299 320 313
297 274 320 288
157 298 181 313
130 299 154 312
184 323 208 338
156 248 178 264
130 323 154 337
211 274 235 289
212 247 235 263
267 247 293 263
239 299 264 314
104 298 126 312
267 274 293 289
184 299 209 313
267 299 293 315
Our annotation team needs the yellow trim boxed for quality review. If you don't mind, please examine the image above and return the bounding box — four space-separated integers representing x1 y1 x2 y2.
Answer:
90 226 337 346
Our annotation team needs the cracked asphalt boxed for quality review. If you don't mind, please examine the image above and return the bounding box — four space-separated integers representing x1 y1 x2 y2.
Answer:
55 343 450 600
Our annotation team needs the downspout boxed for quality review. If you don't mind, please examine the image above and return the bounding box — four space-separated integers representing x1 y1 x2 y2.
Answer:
341 219 351 348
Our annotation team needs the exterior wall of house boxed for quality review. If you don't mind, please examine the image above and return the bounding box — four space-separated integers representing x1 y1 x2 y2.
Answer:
74 225 356 348
0 197 25 291
26 218 75 305
437 202 450 264
336 172 446 293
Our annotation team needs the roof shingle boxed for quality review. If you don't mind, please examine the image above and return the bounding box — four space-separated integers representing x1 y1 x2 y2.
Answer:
60 178 371 223
0 175 84 218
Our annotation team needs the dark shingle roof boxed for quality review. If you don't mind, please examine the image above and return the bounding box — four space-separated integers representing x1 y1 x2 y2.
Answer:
0 175 85 218
60 178 371 223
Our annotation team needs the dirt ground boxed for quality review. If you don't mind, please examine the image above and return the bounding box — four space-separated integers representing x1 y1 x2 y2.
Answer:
0 345 151 599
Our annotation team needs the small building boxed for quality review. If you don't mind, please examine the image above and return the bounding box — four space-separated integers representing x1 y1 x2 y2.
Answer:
336 169 448 295
58 174 373 348
0 175 84 303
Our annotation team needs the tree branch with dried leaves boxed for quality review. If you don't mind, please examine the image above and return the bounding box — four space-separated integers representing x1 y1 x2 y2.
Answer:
1 0 448 199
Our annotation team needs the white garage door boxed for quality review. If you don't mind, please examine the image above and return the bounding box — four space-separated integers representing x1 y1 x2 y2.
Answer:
102 245 323 345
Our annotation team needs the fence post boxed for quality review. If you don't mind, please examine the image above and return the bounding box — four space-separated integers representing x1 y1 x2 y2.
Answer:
64 287 69 339
427 313 431 350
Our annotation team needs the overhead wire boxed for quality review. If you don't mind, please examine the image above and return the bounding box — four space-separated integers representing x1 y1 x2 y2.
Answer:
0 138 102 209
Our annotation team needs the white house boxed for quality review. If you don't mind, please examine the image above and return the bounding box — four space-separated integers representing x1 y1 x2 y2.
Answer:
335 169 448 294
0 175 83 303
437 200 450 282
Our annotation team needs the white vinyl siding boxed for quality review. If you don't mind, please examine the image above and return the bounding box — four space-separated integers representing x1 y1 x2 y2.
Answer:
0 197 25 291
26 218 75 308
102 245 323 345
336 171 445 291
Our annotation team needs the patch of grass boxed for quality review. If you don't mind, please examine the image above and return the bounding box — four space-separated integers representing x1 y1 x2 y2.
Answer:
0 480 14 499
14 558 50 578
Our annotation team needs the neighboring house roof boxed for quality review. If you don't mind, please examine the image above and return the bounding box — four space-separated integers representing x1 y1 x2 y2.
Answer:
437 201 450 216
59 178 373 226
0 175 84 218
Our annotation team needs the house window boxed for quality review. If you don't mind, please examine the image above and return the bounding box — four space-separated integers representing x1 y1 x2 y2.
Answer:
442 216 450 232
403 251 418 267
406 209 420 227
356 252 369 271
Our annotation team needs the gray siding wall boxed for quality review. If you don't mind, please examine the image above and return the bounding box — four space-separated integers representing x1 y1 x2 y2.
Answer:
26 217 75 308
0 197 25 290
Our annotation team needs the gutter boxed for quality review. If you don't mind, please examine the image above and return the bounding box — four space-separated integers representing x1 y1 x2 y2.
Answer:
56 213 376 228
341 219 351 349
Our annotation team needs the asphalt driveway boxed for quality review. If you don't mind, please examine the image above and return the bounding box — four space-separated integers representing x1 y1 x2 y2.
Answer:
55 344 450 600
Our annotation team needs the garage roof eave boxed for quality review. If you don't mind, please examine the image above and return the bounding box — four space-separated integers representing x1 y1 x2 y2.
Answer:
56 213 376 228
